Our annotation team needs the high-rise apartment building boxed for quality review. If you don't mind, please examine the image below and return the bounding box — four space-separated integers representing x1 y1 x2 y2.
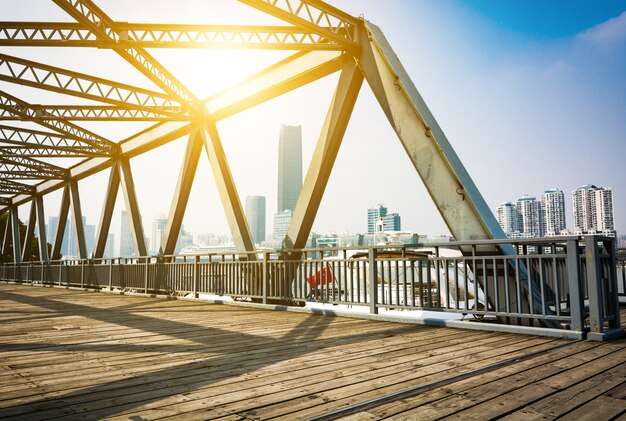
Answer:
572 185 615 234
246 196 266 245
541 188 566 236
516 196 544 237
367 204 387 234
496 202 518 235
277 124 302 213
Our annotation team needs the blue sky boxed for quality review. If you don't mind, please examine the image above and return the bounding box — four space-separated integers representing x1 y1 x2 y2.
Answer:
458 0 626 38
3 0 626 246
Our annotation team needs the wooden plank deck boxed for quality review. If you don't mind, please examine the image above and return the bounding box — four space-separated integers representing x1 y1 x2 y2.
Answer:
0 283 624 420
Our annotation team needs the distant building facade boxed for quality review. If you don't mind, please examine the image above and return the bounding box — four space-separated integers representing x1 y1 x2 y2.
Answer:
277 124 302 213
496 202 518 235
572 185 615 235
119 210 135 257
383 213 401 231
541 188 566 236
367 204 387 234
273 210 292 242
516 196 544 238
246 196 266 245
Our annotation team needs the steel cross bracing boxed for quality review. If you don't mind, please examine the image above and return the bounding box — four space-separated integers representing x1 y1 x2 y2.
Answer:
0 0 528 321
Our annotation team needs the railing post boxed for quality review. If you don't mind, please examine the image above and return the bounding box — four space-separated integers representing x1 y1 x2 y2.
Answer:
193 255 199 299
80 259 85 289
585 236 603 335
108 259 113 290
566 239 584 333
144 257 149 294
263 252 269 305
369 247 378 314
58 260 62 286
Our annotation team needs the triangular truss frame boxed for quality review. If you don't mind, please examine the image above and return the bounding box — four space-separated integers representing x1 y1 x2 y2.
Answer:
0 0 507 266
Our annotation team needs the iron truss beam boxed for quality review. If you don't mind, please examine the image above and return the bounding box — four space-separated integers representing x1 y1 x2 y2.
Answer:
0 105 186 121
0 146 95 158
239 0 359 49
0 153 68 180
0 124 108 156
52 0 205 115
0 54 186 117
0 179 34 195
0 22 343 50
0 91 116 154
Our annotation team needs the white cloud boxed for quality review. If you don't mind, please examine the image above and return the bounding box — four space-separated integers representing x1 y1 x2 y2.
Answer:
578 11 626 46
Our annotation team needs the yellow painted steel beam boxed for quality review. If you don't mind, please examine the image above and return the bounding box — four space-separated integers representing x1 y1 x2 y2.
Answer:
0 22 344 50
239 0 358 49
35 195 48 262
93 164 119 259
51 183 70 260
20 198 36 262
200 125 256 257
0 53 185 117
161 129 203 256
117 157 148 258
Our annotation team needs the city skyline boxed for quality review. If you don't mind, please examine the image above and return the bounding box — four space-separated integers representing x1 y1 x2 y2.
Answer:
7 1 625 242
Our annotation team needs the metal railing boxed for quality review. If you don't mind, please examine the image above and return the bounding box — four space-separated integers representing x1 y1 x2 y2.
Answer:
1 236 622 338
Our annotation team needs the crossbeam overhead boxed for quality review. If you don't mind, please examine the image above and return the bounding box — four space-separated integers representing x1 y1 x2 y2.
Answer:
0 22 344 50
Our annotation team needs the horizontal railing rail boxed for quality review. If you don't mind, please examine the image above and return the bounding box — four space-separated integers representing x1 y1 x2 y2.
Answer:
1 235 622 339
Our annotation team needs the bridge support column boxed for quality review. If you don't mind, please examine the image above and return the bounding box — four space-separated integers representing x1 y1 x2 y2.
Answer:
161 129 203 256
118 158 147 258
93 163 119 259
200 124 255 258
21 198 36 262
35 195 48 262
51 184 70 261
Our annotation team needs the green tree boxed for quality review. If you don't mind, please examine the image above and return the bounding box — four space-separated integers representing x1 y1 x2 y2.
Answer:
0 211 53 262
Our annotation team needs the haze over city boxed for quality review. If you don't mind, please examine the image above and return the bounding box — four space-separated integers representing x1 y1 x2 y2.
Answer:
4 0 625 243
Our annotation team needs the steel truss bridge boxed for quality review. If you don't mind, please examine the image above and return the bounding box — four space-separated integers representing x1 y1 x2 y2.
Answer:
0 0 622 340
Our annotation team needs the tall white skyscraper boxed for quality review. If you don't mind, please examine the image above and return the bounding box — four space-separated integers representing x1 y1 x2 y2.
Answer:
572 185 615 234
541 188 566 236
151 215 167 254
246 196 266 245
516 196 544 237
273 124 302 246
496 202 518 235
277 124 302 213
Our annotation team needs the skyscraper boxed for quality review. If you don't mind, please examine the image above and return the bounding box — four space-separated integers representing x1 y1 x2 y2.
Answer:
119 210 134 257
277 124 302 213
572 185 615 234
246 196 266 245
516 196 544 237
496 202 518 235
367 204 387 234
273 210 292 241
47 216 69 256
151 215 167 254
104 233 115 258
541 189 566 236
